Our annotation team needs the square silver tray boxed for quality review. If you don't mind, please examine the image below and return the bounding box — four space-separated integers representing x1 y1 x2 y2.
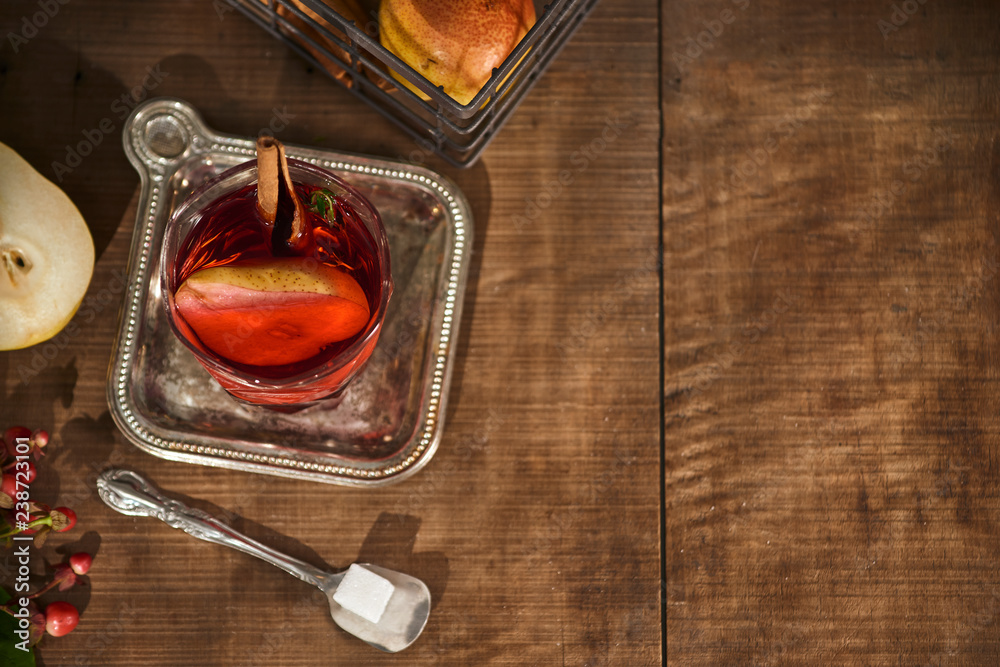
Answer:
107 97 471 486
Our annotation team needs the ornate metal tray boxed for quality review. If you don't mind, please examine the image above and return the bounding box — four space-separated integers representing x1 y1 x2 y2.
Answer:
107 98 471 486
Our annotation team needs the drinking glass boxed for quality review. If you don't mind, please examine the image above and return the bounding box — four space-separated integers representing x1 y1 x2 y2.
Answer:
161 159 392 409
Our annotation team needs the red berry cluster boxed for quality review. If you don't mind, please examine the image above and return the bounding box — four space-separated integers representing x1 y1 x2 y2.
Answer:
1 551 92 645
1 426 91 645
0 426 76 546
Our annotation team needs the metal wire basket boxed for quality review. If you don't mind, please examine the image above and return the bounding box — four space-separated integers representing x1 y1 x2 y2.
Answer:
224 0 598 167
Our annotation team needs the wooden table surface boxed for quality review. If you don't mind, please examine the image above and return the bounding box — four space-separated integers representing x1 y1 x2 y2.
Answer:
1 0 998 664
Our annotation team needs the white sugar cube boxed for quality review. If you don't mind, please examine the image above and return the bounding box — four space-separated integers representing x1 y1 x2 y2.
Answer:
333 564 395 624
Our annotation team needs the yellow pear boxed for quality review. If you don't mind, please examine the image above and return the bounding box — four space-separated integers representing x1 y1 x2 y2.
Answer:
0 141 94 350
379 0 536 106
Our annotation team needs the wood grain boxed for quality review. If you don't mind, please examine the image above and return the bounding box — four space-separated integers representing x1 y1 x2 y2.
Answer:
662 0 1000 664
9 0 998 663
0 0 661 665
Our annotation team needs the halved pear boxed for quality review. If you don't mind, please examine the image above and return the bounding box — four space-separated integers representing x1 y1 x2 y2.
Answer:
0 141 95 351
174 258 371 367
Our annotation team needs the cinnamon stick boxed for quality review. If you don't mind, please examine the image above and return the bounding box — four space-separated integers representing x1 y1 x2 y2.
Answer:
256 136 280 223
255 136 310 254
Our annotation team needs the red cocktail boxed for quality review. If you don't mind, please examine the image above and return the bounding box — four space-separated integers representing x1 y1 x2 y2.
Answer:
161 145 392 408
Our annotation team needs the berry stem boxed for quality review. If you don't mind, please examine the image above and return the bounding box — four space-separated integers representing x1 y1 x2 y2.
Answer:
0 513 52 539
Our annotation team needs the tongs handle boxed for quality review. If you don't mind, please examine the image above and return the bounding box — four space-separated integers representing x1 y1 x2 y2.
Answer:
97 468 329 589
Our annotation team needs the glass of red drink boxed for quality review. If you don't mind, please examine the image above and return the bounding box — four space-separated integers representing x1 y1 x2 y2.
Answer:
161 158 392 408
